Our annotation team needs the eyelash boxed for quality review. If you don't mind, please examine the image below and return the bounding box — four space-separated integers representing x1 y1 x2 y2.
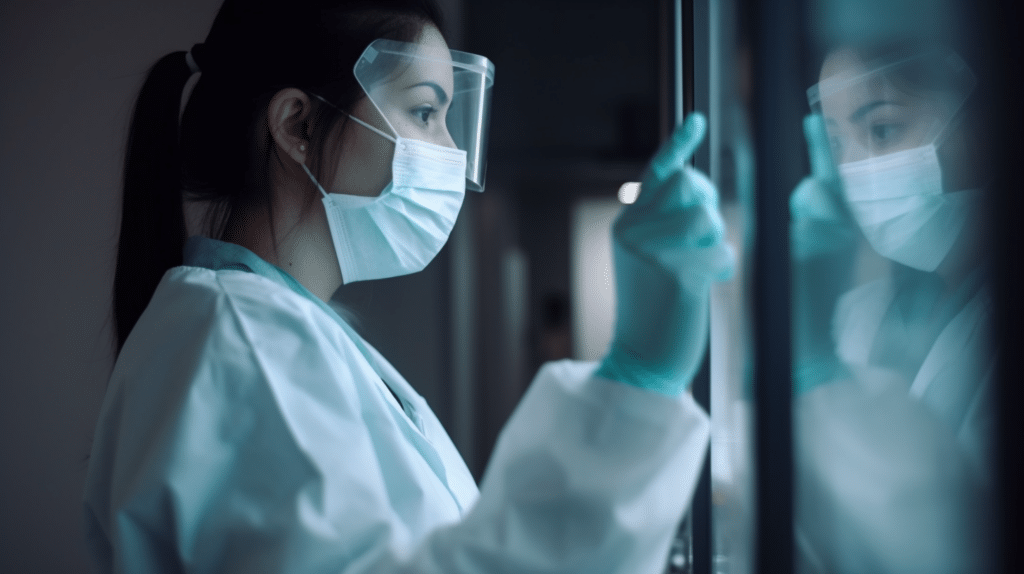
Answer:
869 122 906 146
412 105 437 124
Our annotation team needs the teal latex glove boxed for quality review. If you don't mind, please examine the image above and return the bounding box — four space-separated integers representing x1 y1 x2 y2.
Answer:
790 114 857 260
791 114 856 393
596 113 735 397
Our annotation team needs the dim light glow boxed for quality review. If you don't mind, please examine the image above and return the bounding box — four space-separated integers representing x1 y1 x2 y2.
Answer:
617 182 642 204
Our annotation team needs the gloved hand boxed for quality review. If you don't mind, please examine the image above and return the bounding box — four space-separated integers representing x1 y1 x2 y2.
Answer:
595 113 735 397
790 114 857 260
791 114 857 393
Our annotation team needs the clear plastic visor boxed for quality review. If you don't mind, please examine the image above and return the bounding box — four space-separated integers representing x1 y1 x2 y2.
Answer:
807 49 975 167
354 38 494 192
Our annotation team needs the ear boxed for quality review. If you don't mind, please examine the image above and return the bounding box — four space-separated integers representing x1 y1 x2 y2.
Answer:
267 88 312 165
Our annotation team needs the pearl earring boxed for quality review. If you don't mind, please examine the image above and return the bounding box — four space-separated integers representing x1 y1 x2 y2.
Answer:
299 144 306 152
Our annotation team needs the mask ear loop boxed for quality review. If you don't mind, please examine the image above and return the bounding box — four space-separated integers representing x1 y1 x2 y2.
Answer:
346 113 398 143
301 164 331 200
310 94 397 143
302 94 400 200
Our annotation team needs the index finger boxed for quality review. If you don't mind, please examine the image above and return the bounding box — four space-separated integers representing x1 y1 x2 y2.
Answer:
639 112 709 201
803 113 838 180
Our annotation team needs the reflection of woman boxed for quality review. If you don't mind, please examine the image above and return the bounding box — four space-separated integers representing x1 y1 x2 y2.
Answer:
83 1 732 572
793 45 995 574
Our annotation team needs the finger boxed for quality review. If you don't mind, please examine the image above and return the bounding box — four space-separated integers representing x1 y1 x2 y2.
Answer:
790 176 819 219
639 112 708 201
616 171 726 250
686 164 719 208
803 114 837 180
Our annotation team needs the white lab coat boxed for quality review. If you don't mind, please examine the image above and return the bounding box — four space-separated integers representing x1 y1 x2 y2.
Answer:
83 238 709 574
795 271 995 574
832 273 995 476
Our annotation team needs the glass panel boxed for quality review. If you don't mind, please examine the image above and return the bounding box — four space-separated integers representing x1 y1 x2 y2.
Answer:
708 0 758 571
792 2 997 572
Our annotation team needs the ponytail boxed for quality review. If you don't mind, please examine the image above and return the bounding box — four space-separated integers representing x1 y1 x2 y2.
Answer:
113 52 193 354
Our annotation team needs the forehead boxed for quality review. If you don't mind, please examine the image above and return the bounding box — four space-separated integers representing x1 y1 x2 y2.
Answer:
387 26 454 92
817 49 924 114
416 24 448 53
818 49 886 105
820 48 869 84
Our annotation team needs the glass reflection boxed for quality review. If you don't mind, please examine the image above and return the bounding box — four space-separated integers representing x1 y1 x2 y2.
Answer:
792 42 995 574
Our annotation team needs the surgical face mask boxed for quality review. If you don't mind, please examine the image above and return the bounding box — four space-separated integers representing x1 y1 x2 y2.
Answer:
302 113 467 284
839 144 975 272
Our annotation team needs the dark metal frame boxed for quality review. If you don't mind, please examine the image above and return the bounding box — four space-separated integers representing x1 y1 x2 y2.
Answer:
745 0 809 571
664 1 712 572
987 2 1024 572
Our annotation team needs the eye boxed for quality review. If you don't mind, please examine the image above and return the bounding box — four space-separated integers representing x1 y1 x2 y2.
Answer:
869 122 906 147
412 105 437 125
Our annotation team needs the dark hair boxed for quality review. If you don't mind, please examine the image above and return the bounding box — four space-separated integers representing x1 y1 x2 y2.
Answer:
113 0 444 354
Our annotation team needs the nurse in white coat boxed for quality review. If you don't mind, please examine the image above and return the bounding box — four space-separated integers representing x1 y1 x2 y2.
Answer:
791 45 996 574
83 1 733 572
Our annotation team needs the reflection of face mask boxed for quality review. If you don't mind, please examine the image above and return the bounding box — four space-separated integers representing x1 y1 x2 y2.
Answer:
302 114 467 284
839 144 974 272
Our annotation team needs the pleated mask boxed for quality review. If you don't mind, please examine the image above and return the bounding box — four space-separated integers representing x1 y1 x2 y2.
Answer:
301 113 467 284
839 144 976 272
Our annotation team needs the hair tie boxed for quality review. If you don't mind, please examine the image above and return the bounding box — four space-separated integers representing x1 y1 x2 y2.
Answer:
185 44 203 75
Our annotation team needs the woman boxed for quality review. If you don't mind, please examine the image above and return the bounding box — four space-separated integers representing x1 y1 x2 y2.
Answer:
791 44 996 574
83 0 733 572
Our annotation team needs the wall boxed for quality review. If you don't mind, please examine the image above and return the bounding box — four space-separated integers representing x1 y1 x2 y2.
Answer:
0 3 222 571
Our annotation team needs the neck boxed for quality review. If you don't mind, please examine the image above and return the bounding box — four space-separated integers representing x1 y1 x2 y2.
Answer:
222 181 343 303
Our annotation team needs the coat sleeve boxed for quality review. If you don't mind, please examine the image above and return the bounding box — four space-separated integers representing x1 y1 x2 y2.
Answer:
422 360 711 573
86 269 709 574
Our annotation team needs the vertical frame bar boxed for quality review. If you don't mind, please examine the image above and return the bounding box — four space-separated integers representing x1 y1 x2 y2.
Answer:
450 206 476 475
663 2 714 570
674 0 685 127
684 0 712 573
987 0 1024 571
746 0 808 571
665 2 709 572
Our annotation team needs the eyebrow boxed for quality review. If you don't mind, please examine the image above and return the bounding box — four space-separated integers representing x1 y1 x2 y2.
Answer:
405 81 449 105
849 100 899 123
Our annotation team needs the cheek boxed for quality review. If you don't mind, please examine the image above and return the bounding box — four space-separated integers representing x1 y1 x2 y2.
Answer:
333 127 394 196
355 131 393 172
389 115 456 149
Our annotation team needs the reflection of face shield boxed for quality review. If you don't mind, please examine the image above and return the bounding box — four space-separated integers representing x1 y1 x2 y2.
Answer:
353 38 495 192
807 49 975 166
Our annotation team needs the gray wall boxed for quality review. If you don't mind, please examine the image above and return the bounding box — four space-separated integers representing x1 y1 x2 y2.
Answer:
0 2 221 571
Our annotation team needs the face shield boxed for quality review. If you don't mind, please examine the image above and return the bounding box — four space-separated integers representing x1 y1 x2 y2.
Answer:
807 48 975 167
353 38 495 192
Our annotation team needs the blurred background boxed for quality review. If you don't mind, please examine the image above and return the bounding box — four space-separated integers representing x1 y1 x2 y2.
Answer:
0 0 1019 572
